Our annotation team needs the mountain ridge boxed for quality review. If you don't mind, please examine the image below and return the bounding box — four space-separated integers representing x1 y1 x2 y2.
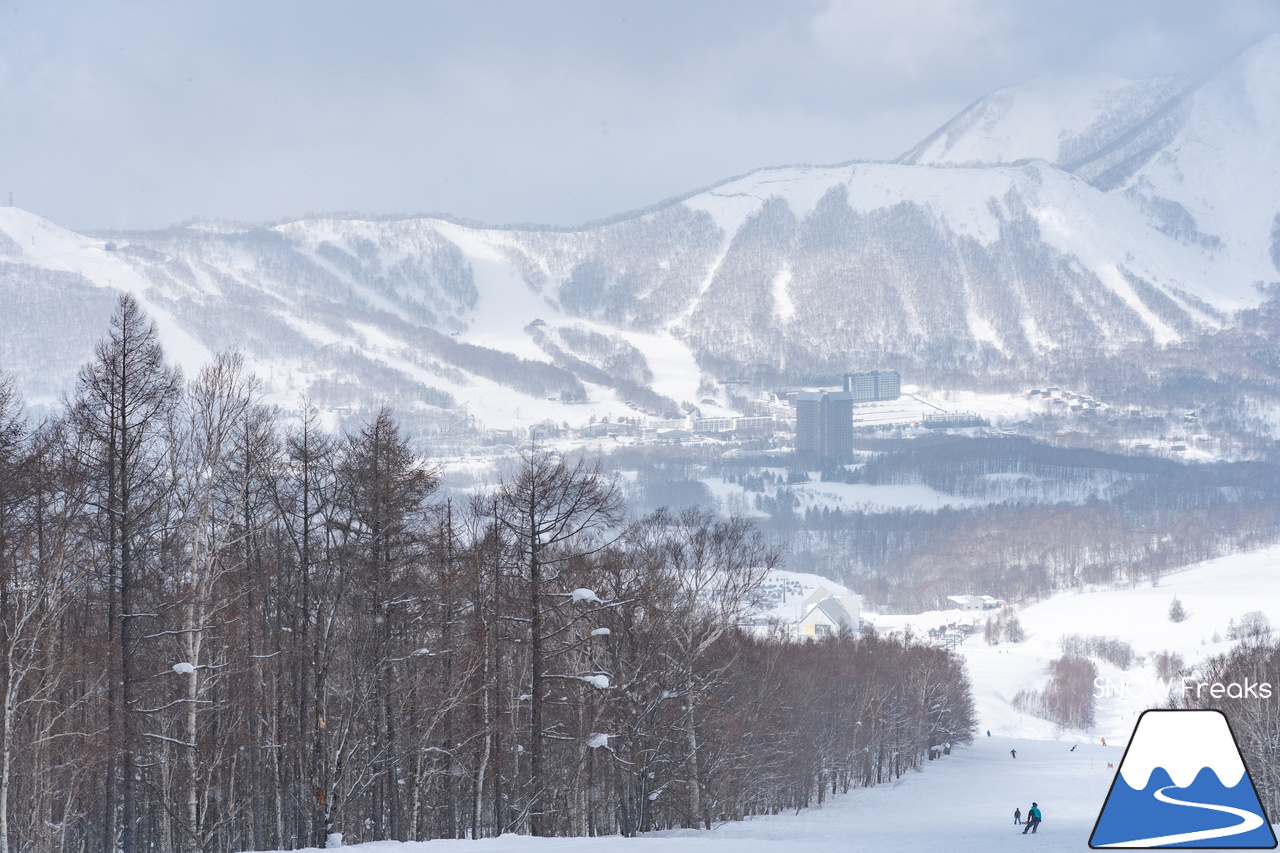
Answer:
3 36 1279 432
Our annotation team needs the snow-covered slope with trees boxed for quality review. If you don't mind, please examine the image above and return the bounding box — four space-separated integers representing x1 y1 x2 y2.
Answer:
3 36 1280 430
241 545 1280 852
248 737 1119 852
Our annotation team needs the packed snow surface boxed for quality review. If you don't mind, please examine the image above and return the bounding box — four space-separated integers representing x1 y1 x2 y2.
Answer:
248 738 1117 852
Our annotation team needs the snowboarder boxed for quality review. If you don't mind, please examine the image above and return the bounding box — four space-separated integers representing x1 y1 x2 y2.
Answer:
1014 807 1022 825
1022 802 1042 834
987 730 991 737
1010 748 1017 759
1100 737 1106 746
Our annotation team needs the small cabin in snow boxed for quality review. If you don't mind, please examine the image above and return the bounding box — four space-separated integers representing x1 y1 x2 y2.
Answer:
796 586 862 637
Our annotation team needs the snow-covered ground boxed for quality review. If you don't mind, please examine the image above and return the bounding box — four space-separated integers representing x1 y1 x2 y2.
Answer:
252 737 1116 852
246 546 1280 852
879 546 1280 743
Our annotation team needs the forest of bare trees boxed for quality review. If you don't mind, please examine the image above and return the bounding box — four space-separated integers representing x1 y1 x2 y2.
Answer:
0 296 975 853
678 435 1280 612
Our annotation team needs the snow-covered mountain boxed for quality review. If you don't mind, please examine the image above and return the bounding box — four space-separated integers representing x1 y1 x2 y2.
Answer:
899 34 1280 295
3 36 1280 430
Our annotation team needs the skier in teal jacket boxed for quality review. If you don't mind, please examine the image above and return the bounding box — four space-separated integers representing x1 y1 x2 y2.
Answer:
1022 803 1042 834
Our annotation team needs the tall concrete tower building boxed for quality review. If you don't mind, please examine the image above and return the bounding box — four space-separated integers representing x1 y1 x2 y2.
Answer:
794 391 854 460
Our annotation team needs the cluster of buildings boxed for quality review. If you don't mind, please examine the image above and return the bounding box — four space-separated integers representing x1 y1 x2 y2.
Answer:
499 368 909 454
569 413 779 440
945 594 1003 611
794 369 901 460
747 580 1009 645
1030 387 1104 413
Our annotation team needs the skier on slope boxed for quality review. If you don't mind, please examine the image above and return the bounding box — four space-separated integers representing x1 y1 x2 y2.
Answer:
1010 748 1017 759
1022 802 1042 834
1014 807 1022 825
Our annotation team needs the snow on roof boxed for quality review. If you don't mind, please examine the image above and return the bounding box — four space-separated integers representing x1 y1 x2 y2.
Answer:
751 570 855 625
799 595 860 631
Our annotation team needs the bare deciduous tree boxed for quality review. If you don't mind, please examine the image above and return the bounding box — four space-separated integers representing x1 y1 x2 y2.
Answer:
69 294 181 853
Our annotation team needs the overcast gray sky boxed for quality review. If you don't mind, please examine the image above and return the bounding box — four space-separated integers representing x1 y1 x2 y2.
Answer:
3 0 1278 232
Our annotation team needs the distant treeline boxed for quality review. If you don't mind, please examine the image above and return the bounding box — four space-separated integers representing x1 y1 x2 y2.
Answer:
0 295 974 853
615 436 1280 612
787 440 1280 610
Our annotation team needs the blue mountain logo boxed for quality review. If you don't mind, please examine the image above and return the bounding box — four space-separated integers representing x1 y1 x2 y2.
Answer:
1090 709 1277 848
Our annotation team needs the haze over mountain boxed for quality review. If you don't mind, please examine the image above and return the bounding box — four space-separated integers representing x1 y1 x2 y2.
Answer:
3 35 1279 431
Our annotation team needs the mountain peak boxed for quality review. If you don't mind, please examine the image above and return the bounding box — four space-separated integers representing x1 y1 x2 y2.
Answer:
895 71 1181 169
0 206 97 262
1236 31 1280 60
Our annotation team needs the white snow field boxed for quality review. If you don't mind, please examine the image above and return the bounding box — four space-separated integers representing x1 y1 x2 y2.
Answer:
249 546 1280 852
252 739 1113 853
883 545 1280 743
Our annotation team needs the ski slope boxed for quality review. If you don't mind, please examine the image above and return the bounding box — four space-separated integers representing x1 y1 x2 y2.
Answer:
963 545 1280 744
248 546 1280 852
256 737 1115 852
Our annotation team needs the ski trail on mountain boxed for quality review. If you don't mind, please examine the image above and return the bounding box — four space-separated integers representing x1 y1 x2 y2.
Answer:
1101 785 1264 847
